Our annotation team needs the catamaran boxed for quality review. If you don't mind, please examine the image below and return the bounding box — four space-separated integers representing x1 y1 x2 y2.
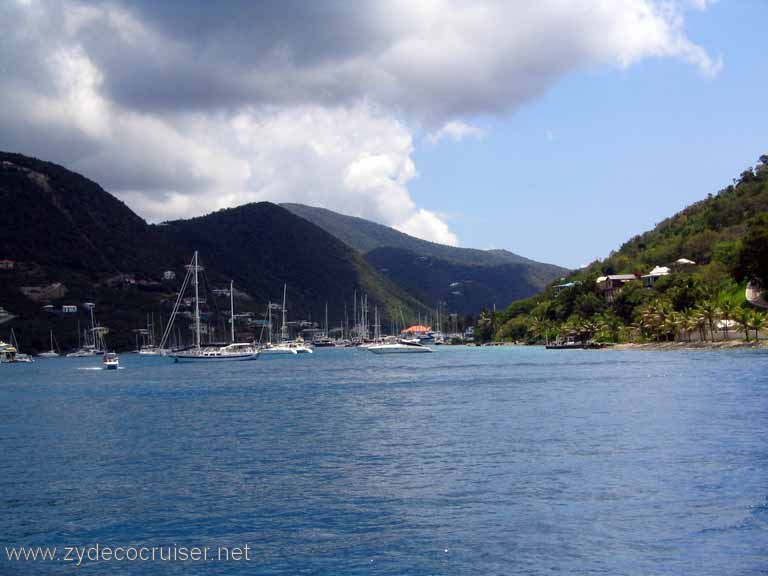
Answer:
162 253 259 362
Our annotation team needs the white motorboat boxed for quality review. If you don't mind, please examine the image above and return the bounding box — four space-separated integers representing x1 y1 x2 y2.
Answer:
367 339 434 354
103 352 119 370
1 330 34 362
259 343 298 355
163 256 259 363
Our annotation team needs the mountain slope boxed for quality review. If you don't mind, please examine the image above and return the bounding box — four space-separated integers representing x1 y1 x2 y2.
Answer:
283 203 568 313
0 152 427 352
486 156 768 343
599 161 768 277
158 203 428 323
0 152 163 276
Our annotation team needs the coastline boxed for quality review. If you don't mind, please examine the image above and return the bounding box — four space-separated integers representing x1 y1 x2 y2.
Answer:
611 340 768 351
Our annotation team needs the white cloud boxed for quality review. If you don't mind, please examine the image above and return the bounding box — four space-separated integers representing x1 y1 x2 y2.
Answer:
426 122 485 144
0 0 720 246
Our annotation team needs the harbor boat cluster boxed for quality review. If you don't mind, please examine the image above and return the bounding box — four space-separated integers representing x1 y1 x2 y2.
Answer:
0 250 450 367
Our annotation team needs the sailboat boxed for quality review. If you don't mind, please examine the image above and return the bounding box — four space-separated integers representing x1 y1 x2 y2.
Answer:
66 305 104 357
38 330 60 358
164 253 259 362
259 284 312 355
135 314 164 355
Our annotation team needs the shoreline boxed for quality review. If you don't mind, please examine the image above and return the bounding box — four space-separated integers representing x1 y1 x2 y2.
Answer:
611 340 767 351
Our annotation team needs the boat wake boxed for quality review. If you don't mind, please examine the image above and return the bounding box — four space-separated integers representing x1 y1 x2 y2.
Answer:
77 366 124 371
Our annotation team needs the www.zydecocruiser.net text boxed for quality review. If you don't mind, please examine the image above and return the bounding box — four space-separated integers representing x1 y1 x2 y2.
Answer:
5 543 252 565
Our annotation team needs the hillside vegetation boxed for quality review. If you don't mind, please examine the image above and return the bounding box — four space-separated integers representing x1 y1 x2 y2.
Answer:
477 156 768 344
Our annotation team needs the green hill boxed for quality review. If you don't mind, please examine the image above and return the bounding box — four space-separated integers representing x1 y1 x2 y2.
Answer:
283 203 568 314
0 152 428 353
482 156 768 344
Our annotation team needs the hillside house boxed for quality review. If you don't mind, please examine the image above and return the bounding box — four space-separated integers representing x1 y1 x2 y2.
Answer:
642 266 671 288
596 274 638 302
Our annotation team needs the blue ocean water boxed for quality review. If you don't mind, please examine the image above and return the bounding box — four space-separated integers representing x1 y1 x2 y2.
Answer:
1 346 767 575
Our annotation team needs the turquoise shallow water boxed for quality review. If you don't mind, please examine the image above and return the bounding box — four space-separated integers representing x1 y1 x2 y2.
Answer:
1 346 767 575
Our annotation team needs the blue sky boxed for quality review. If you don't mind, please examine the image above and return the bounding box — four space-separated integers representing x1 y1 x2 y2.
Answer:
1 1 763 270
412 1 768 268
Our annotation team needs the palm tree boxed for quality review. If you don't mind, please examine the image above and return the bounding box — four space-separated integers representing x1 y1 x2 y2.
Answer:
697 299 720 342
719 300 736 340
735 308 752 342
751 311 767 342
681 309 698 343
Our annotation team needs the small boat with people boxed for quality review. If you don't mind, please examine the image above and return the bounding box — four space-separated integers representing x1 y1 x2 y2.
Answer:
103 352 119 370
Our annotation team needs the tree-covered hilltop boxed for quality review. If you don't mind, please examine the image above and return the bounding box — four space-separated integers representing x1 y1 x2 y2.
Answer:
477 156 768 344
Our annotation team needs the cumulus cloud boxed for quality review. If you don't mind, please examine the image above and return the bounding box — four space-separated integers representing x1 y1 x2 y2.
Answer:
0 0 719 244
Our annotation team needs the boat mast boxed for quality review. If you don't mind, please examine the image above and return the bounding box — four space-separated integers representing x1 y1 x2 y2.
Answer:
281 284 288 342
230 280 235 343
194 251 201 350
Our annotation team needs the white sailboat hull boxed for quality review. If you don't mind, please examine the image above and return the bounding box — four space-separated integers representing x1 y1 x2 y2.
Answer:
172 351 259 362
259 347 297 355
367 343 433 354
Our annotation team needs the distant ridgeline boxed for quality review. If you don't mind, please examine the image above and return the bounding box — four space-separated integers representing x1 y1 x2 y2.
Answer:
282 203 568 315
479 155 768 344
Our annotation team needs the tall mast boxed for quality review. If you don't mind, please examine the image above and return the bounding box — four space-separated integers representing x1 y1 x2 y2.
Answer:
89 305 96 348
230 280 235 343
194 251 201 350
281 284 288 342
268 302 272 344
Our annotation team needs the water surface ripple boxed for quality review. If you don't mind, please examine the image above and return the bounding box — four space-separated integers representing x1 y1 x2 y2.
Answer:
1 347 767 574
